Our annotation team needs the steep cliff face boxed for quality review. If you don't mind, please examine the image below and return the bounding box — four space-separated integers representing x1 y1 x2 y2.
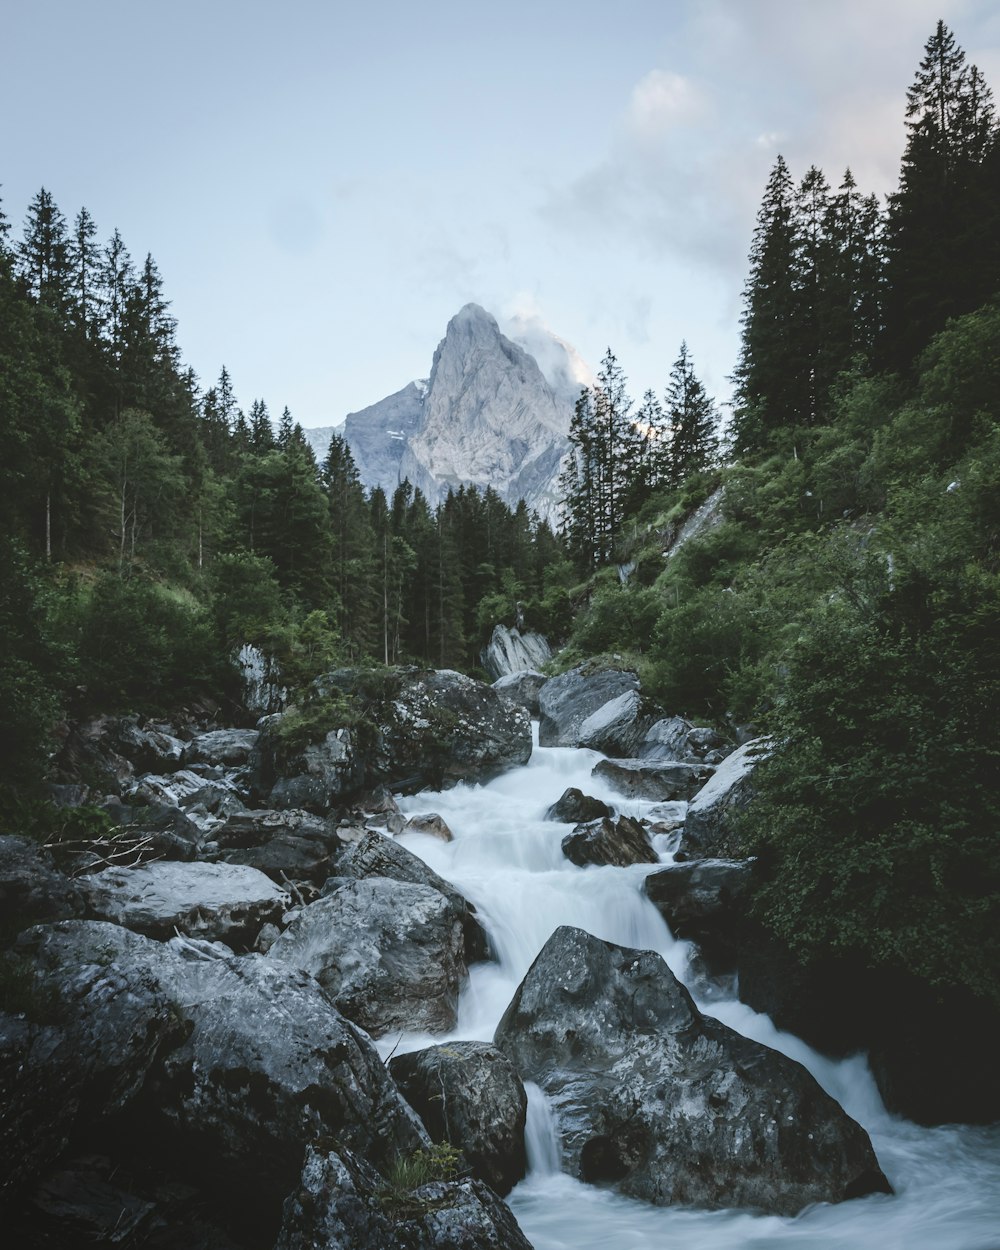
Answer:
341 304 575 515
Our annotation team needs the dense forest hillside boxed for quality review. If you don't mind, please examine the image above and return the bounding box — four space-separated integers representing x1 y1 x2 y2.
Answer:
2 19 998 1027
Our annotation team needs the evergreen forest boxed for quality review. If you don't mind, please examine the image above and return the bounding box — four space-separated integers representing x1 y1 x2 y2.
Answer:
2 20 999 1020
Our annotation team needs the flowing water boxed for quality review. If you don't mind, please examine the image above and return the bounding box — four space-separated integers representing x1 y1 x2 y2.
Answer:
384 729 1000 1250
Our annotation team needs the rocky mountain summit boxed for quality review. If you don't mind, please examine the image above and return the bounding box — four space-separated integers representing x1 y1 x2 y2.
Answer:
339 304 576 516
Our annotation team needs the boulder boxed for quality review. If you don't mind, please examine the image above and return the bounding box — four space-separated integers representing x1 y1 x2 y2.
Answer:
538 666 643 750
481 624 552 680
266 877 466 1037
404 812 455 842
183 729 259 768
684 738 768 857
544 787 613 823
494 925 890 1215
561 816 658 868
389 1042 527 1196
80 861 288 948
592 758 711 801
51 715 135 796
334 829 488 964
636 717 727 763
102 799 206 862
257 724 366 815
492 669 548 717
113 717 187 771
0 835 83 932
125 768 245 818
643 859 753 974
370 669 532 790
256 669 531 806
210 808 343 884
18 921 427 1203
275 1144 533 1250
1 923 185 1204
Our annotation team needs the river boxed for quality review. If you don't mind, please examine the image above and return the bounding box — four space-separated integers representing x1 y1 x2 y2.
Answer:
384 729 1000 1250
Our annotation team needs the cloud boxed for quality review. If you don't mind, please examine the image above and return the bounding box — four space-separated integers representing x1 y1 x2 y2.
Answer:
627 69 706 141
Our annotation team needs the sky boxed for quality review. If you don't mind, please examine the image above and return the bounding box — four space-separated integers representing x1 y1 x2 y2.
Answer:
3 0 999 428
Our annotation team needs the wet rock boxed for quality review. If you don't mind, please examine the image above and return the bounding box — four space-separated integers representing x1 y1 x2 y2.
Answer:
275 1143 533 1250
545 787 613 823
114 718 188 772
1 923 184 1204
492 669 548 717
643 859 753 974
561 816 658 868
258 724 366 815
334 829 488 964
18 921 427 1204
538 666 641 749
684 738 768 857
592 758 711 801
404 812 455 842
494 925 890 1215
372 669 532 790
80 861 288 948
0 836 83 932
210 808 342 884
266 877 466 1037
103 799 206 862
389 1042 528 1196
183 729 259 768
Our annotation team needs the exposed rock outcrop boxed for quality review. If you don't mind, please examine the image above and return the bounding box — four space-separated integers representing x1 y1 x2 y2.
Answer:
266 877 467 1037
538 665 642 749
494 925 890 1215
492 669 548 716
644 859 753 974
481 625 552 680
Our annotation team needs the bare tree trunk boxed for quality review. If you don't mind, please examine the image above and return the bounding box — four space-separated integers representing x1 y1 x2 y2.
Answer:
45 489 51 562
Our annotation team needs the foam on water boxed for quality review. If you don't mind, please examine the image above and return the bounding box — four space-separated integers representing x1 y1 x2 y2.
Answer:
386 726 1000 1249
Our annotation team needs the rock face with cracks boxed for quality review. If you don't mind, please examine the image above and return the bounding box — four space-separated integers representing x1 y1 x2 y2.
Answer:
265 877 467 1037
494 925 891 1215
561 815 659 868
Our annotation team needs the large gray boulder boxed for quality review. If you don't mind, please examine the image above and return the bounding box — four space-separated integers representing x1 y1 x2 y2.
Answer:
592 757 711 801
538 666 643 749
211 807 344 884
80 861 288 949
258 723 366 814
644 859 753 974
16 922 427 1202
275 1143 533 1250
266 877 467 1037
492 669 548 717
1 924 183 1204
334 829 488 964
255 669 531 807
684 738 768 857
494 925 890 1215
0 835 82 931
389 1042 528 1196
561 815 658 868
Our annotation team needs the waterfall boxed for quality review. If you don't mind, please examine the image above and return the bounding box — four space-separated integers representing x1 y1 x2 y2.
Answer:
388 727 1000 1249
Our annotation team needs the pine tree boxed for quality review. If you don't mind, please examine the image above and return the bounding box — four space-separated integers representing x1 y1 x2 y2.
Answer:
19 188 70 310
99 228 134 364
731 155 800 451
68 206 102 338
883 22 1000 368
248 399 276 453
664 343 719 484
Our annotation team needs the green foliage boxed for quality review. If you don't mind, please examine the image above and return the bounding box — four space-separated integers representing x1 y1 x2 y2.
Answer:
376 1143 464 1215
57 572 224 712
742 544 1000 1006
